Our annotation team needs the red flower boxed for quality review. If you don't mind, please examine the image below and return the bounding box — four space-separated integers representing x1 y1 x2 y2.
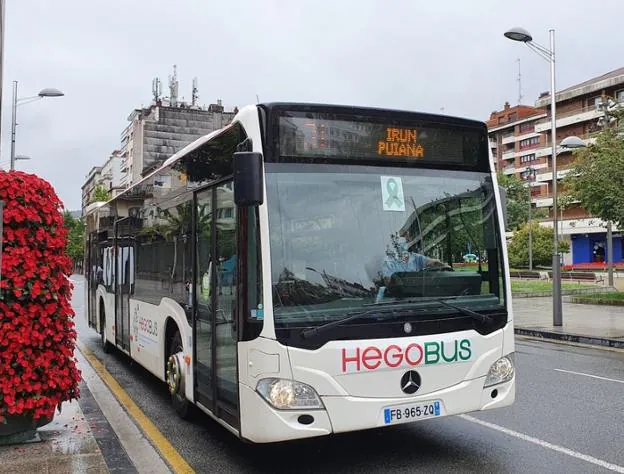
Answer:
0 171 81 422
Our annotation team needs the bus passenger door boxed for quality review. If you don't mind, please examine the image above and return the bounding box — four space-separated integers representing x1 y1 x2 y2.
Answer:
86 234 98 329
194 183 240 428
114 224 133 352
214 182 239 428
194 189 215 411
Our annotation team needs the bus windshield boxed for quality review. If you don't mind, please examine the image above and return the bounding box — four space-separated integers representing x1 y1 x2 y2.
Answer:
266 163 505 328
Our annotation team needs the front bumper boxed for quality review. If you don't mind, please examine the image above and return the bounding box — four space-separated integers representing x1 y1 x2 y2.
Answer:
239 375 515 443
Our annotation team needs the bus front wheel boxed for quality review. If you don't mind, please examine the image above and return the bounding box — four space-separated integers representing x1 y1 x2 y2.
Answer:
166 330 190 419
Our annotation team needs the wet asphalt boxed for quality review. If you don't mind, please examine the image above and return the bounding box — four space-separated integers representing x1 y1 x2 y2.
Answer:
71 276 624 473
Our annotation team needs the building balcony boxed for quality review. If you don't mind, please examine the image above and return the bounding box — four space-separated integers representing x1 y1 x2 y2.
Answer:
501 134 515 145
536 168 573 183
533 131 599 158
539 217 620 235
533 196 553 208
502 131 541 145
535 107 603 133
519 162 548 172
502 149 516 160
503 166 515 175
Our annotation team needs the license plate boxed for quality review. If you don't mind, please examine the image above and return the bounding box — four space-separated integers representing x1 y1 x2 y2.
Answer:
383 400 443 425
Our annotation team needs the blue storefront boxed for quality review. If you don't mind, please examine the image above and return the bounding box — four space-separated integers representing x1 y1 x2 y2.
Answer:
571 233 623 264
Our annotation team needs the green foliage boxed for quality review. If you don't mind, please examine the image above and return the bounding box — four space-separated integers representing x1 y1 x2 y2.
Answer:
63 211 84 264
497 172 547 231
90 185 110 204
565 128 624 229
507 222 569 268
497 173 528 231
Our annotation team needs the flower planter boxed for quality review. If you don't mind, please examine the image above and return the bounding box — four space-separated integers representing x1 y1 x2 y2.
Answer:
0 171 81 433
0 412 54 445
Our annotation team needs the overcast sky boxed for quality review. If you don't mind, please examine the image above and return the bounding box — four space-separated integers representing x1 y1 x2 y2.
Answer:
2 0 622 210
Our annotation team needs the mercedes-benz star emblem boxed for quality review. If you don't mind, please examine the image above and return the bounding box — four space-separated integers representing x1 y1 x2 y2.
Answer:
400 370 421 395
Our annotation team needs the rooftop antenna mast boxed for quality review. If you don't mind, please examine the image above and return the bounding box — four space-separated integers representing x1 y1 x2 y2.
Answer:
169 64 179 107
152 77 162 104
517 58 523 104
192 77 199 107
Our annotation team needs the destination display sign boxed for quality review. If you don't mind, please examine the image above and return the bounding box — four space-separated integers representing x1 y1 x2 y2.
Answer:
277 112 485 166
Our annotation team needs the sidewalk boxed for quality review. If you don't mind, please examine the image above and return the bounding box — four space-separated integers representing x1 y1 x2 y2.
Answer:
512 296 624 349
0 346 172 474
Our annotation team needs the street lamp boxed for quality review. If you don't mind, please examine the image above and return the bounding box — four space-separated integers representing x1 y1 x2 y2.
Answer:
504 28 588 326
10 81 64 170
504 26 565 325
13 154 31 167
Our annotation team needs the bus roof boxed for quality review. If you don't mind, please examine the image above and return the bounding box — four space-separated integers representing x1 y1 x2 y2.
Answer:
258 102 488 130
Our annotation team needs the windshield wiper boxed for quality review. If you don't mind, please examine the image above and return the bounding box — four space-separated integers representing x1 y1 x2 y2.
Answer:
300 299 494 340
435 299 493 324
300 308 403 339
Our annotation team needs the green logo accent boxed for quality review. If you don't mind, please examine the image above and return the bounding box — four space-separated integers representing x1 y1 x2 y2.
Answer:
384 178 403 208
425 339 471 364
424 342 440 364
459 339 472 361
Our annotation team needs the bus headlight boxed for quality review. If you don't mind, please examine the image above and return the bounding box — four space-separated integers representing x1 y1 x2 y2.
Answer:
484 355 514 387
256 378 324 410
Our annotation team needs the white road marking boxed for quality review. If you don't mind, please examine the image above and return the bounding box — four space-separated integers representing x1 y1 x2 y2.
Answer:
460 415 624 473
554 368 624 384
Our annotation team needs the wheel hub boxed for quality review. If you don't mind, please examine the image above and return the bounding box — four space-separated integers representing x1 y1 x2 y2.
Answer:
166 352 185 395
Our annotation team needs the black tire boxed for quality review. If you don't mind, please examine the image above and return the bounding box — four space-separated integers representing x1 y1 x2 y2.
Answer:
168 330 191 419
100 306 112 353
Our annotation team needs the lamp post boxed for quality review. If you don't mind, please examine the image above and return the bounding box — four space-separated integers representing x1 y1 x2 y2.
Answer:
504 26 588 326
504 27 565 325
10 81 64 170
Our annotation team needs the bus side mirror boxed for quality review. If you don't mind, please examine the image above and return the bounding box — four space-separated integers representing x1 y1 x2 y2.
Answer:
498 186 508 230
233 152 264 207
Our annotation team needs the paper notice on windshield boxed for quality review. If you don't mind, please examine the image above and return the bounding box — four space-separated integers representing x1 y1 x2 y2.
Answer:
380 176 406 212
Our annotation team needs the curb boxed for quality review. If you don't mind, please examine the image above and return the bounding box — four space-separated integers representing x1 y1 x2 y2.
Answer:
570 297 624 306
514 327 624 349
513 287 615 299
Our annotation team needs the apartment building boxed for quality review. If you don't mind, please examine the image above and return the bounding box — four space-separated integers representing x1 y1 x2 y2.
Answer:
119 100 235 187
487 67 624 266
81 165 102 213
82 68 236 217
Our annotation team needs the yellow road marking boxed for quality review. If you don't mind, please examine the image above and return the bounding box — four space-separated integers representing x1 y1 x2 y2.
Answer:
77 341 195 474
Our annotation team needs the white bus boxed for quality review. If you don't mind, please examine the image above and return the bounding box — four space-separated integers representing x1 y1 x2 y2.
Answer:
84 102 515 443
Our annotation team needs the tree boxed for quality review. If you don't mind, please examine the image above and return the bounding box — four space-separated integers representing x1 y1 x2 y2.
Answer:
564 128 624 229
90 185 110 204
63 211 84 267
507 222 570 268
497 173 528 231
497 172 547 231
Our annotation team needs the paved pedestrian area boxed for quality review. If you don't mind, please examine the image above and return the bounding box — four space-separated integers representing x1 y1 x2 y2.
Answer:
512 296 624 343
0 397 109 473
